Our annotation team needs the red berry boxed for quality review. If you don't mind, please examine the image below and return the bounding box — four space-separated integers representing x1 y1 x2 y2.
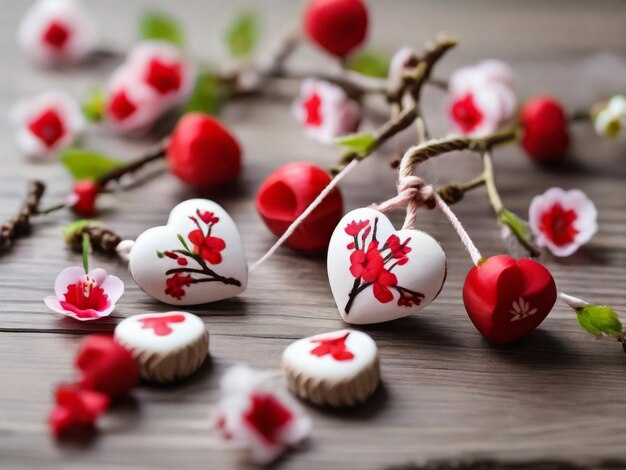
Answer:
75 335 138 397
304 0 368 58
70 180 99 217
520 96 569 162
256 162 343 252
463 255 557 344
167 113 241 188
49 385 109 436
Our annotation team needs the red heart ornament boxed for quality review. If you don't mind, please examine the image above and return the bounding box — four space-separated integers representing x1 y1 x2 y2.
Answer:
463 255 557 344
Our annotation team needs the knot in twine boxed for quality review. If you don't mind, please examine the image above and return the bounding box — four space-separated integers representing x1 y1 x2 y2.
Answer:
371 174 436 230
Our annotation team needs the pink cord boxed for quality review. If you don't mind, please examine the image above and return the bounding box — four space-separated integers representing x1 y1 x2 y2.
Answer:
434 193 483 265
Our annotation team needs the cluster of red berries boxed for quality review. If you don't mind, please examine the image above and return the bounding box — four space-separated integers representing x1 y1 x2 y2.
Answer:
49 335 138 436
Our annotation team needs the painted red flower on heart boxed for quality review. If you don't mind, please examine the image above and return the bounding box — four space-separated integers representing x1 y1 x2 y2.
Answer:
310 332 354 361
188 231 226 264
138 313 186 336
344 217 424 314
157 208 241 300
164 273 193 300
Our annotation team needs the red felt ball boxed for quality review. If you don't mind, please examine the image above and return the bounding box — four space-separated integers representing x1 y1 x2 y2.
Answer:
71 180 99 217
256 162 343 252
75 335 138 397
304 0 368 58
463 255 557 344
167 113 242 188
520 96 569 162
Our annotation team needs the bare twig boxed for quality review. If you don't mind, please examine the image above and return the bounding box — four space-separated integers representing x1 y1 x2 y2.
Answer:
0 181 46 252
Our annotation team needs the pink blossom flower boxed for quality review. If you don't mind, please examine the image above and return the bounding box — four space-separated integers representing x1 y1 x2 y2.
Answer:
44 266 124 321
18 0 97 66
125 41 194 108
447 60 517 137
388 47 414 88
104 41 194 134
211 365 311 464
105 66 164 134
529 187 598 257
11 90 85 157
293 79 361 145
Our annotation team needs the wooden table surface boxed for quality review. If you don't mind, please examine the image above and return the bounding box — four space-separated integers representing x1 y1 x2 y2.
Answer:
1 1 626 468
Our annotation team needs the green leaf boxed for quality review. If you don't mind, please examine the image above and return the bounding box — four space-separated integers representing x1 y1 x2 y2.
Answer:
225 12 259 58
335 133 377 157
62 220 99 244
576 305 623 336
177 234 191 252
61 148 124 181
140 11 184 47
348 50 391 78
185 72 227 116
499 208 530 241
81 88 105 122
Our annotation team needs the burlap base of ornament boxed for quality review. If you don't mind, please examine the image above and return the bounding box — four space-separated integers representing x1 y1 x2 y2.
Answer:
117 328 209 384
282 357 380 407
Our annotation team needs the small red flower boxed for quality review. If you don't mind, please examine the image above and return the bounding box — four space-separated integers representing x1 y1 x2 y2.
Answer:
303 92 322 127
49 385 109 437
386 234 412 259
310 332 354 361
28 108 66 148
107 90 137 121
138 313 186 336
60 279 109 315
397 289 423 308
144 58 182 95
538 203 579 247
165 273 193 299
529 187 597 257
69 180 99 217
42 21 70 50
197 209 219 225
349 241 383 282
372 269 398 304
44 267 124 321
243 393 294 446
188 230 226 264
451 93 484 134
345 219 369 237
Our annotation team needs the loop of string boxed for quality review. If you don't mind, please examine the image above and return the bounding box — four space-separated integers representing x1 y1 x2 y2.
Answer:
372 139 483 265
371 175 435 229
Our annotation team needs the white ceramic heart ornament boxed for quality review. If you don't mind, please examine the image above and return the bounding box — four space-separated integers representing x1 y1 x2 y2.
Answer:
327 207 447 324
129 199 247 305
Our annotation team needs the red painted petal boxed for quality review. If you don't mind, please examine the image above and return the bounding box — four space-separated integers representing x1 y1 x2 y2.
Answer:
373 282 394 303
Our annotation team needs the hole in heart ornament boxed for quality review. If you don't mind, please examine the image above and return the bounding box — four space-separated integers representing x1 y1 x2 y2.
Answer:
128 199 247 305
463 255 557 344
327 208 447 324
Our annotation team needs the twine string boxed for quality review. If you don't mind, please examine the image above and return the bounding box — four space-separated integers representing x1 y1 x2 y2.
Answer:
372 142 483 265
